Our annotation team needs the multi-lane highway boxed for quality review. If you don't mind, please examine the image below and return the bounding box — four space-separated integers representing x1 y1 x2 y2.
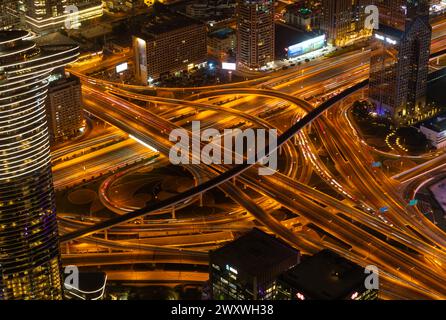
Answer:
57 26 446 299
62 80 443 299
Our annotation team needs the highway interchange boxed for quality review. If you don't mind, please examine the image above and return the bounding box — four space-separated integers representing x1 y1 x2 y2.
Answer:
51 21 446 299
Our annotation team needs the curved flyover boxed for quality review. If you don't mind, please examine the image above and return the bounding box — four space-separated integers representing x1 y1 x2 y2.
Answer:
60 80 368 242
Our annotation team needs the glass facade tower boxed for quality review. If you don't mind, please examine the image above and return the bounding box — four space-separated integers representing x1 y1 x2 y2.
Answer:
368 0 431 125
0 30 79 299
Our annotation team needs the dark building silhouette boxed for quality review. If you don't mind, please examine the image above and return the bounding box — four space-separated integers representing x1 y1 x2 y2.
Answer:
210 228 300 300
369 0 432 125
274 250 378 300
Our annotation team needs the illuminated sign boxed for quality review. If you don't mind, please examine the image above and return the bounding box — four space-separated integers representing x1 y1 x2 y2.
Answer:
287 35 326 58
375 33 397 45
385 37 397 45
222 62 236 71
116 62 128 73
375 34 385 41
135 37 147 83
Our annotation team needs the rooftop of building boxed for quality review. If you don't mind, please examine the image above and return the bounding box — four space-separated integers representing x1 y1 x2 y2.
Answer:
420 113 446 132
208 27 235 39
79 272 107 292
75 0 102 8
0 30 29 45
278 249 366 300
375 24 404 40
285 4 320 17
211 228 299 277
64 271 107 300
35 32 80 46
48 72 80 89
78 24 113 40
132 2 204 41
275 22 323 58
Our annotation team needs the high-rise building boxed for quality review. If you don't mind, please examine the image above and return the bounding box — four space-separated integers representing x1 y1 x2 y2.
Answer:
34 33 84 145
207 27 236 60
321 0 371 46
185 0 235 21
274 250 378 300
0 1 21 30
24 0 103 34
373 0 439 30
284 4 321 32
133 3 207 83
209 228 300 300
46 71 84 145
0 30 79 299
373 0 407 30
368 0 432 125
236 0 275 70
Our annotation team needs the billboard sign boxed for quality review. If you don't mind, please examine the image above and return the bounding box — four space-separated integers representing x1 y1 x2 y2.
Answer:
222 62 236 71
116 62 128 73
287 35 326 59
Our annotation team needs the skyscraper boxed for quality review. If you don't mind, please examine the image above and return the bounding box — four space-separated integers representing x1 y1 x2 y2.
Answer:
373 0 438 30
0 30 79 299
46 71 84 145
24 0 103 34
236 0 274 70
368 0 431 125
0 1 21 30
24 0 66 29
373 0 407 30
321 0 371 46
132 3 207 83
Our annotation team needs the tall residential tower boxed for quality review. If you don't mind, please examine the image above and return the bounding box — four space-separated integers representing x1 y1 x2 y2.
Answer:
321 0 371 46
24 0 103 34
236 0 274 70
0 30 79 299
0 1 21 30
